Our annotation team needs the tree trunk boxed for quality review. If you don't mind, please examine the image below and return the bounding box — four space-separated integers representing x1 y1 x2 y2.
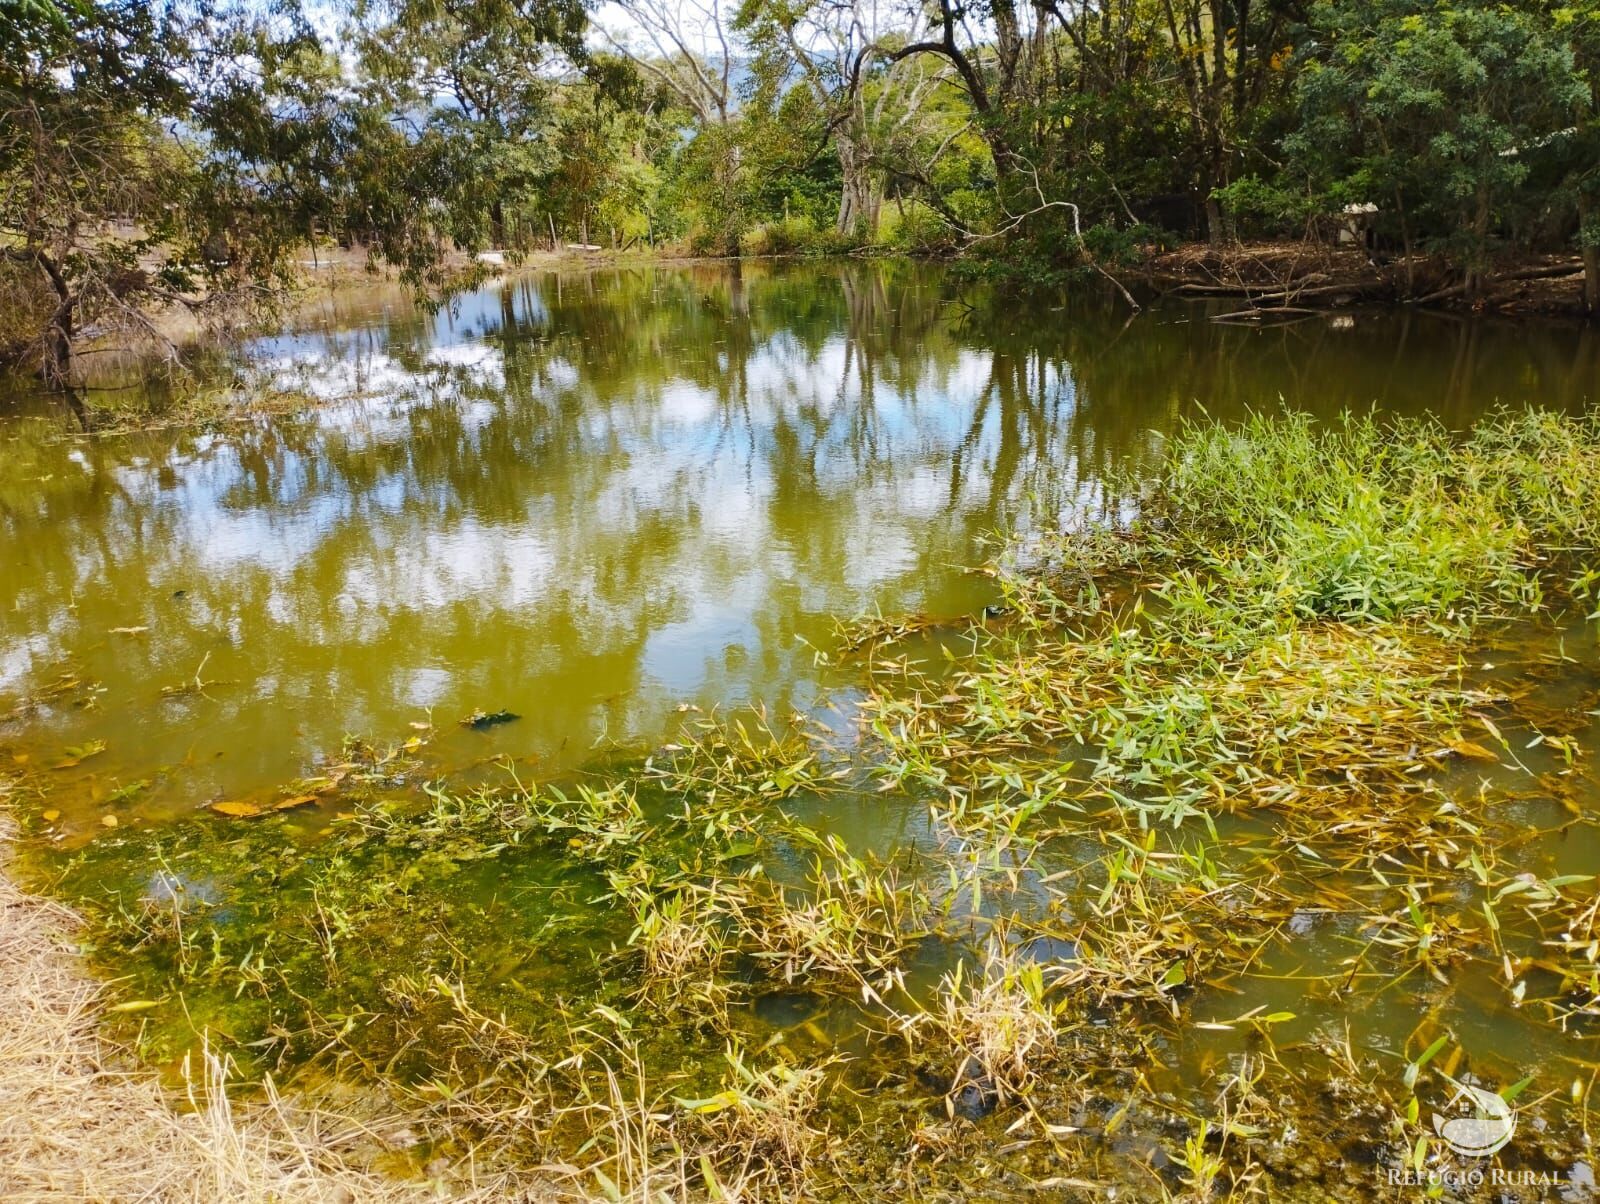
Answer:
836 131 880 241
36 251 75 390
1204 193 1225 247
1580 194 1599 314
43 308 73 388
1394 185 1415 295
1466 187 1491 299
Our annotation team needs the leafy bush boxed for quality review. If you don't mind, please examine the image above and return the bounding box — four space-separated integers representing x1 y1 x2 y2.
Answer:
743 215 856 257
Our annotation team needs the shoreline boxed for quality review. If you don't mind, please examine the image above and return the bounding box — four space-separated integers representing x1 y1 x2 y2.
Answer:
0 799 545 1203
287 239 1600 319
1137 241 1595 319
25 239 1600 396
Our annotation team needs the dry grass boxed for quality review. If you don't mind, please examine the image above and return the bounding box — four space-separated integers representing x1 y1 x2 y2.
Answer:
0 813 555 1204
926 946 1060 1109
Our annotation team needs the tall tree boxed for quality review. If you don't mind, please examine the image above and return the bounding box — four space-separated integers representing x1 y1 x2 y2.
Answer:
0 0 280 386
1286 0 1587 290
351 0 589 247
740 0 951 238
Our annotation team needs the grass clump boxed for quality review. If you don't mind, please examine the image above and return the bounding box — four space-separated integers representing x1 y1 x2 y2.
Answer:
740 851 925 994
863 410 1600 826
1155 408 1600 624
924 943 1061 1111
681 1048 832 1190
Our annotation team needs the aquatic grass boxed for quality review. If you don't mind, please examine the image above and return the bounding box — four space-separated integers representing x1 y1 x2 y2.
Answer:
678 1047 832 1191
0 804 523 1203
525 782 651 861
911 939 1063 1115
1358 887 1481 985
1172 1118 1228 1199
645 708 846 810
735 830 929 996
382 980 832 1202
833 608 951 654
621 880 742 1021
856 410 1600 837
1040 833 1282 1012
1157 409 1600 625
23 408 1600 1200
1489 869 1600 1023
863 609 1488 826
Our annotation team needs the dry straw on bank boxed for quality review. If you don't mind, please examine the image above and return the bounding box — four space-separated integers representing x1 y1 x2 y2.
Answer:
0 815 547 1204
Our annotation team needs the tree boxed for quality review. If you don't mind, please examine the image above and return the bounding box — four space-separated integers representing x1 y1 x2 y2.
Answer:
0 0 619 387
601 0 753 252
1147 0 1295 242
351 0 589 248
1285 0 1588 289
738 0 955 239
1548 3 1600 311
0 0 255 386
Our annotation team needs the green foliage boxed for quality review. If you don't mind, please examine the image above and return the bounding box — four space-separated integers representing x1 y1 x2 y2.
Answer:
1156 409 1600 622
9 0 1600 387
744 215 851 256
1282 0 1590 263
1209 176 1324 235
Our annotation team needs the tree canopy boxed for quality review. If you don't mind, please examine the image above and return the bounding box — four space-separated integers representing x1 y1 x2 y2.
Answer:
4 0 1599 384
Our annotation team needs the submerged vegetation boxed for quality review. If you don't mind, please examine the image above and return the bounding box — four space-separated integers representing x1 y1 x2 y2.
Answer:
9 408 1600 1198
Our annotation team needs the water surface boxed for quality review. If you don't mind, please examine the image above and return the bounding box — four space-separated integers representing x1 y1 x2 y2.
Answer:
4 262 1600 1195
5 260 1596 831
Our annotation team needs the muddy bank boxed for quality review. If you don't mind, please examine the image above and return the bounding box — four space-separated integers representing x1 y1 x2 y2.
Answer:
1140 241 1595 318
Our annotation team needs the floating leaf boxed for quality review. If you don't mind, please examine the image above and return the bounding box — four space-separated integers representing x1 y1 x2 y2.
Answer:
675 1090 740 1114
460 709 520 730
106 779 150 805
52 740 107 769
273 794 319 812
210 800 264 818
41 809 60 823
99 814 118 828
108 999 160 1013
1403 1034 1450 1089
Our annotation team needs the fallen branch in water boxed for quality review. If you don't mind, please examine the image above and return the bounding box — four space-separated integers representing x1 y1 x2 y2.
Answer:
1411 261 1586 306
1209 305 1320 324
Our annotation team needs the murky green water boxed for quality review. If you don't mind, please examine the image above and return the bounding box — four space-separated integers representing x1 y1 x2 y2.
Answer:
4 261 1600 1197
6 261 1597 831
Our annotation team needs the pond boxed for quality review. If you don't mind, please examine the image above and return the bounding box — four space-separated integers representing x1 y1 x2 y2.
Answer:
3 260 1599 1199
